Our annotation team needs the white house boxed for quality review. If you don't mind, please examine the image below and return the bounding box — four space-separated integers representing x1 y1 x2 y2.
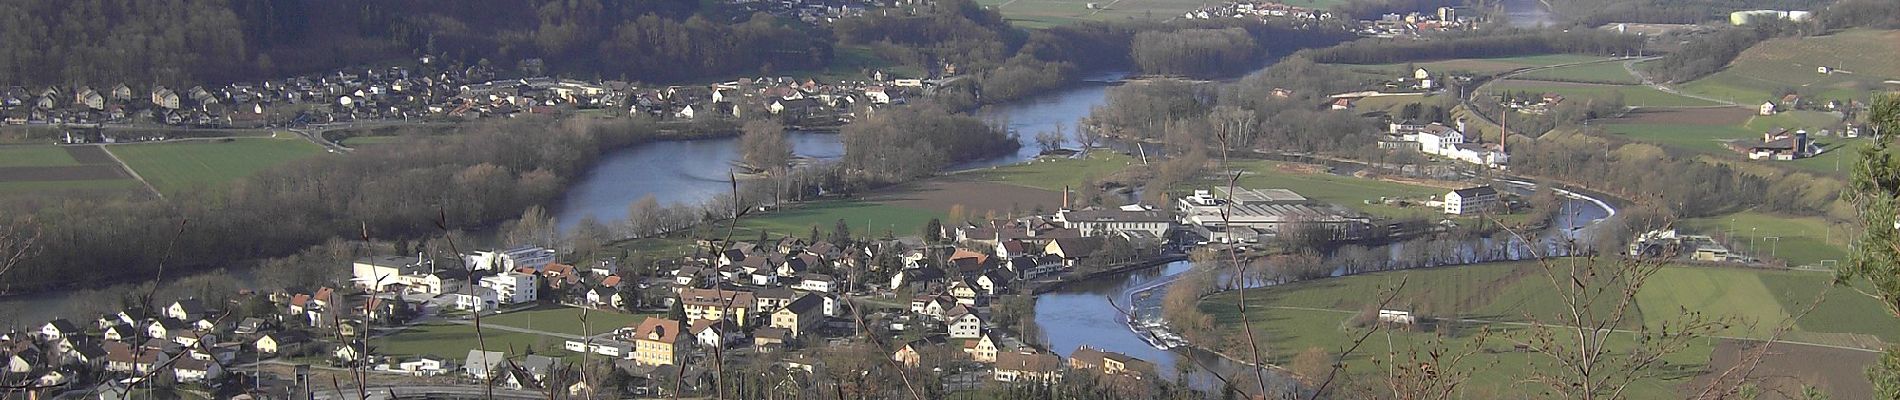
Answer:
479 272 538 305
1444 186 1499 215
352 256 445 294
466 246 556 272
454 287 502 312
396 356 452 376
1759 101 1777 116
946 309 984 339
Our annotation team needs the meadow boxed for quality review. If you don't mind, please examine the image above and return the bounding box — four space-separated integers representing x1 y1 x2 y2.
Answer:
974 0 1226 28
1678 29 1900 105
478 305 655 337
0 146 80 167
1198 260 1898 398
1486 80 1721 107
1512 61 1642 84
109 138 324 196
1348 53 1607 75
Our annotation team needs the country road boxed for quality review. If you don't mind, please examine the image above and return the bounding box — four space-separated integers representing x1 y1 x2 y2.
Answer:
1622 57 1743 106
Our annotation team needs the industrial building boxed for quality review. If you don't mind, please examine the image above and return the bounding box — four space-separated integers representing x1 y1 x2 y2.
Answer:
1175 188 1368 243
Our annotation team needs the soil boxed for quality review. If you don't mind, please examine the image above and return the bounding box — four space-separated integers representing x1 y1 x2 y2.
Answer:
63 145 117 164
870 178 1063 217
1610 107 1754 126
0 165 129 181
1691 338 1877 399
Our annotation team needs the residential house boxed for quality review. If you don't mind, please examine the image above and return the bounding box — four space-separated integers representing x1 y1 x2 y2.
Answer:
479 272 539 305
255 331 310 355
465 350 508 381
753 328 790 352
466 246 557 272
165 299 211 321
679 288 755 325
1044 238 1105 265
792 273 837 293
963 331 1003 363
1069 345 1154 378
454 287 502 312
945 306 984 339
892 336 947 368
910 295 956 319
39 319 80 341
754 287 800 314
994 350 1062 383
173 358 223 383
630 318 687 367
104 347 162 374
396 356 452 376
769 295 825 338
689 319 744 349
1443 186 1497 215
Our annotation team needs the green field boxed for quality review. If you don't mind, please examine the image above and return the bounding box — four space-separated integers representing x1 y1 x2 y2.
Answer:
1513 61 1642 84
110 138 324 196
1487 80 1720 107
1349 54 1608 75
1742 110 1843 131
1679 29 1900 105
338 136 405 147
480 305 654 337
1679 210 1847 267
739 199 942 240
963 151 1137 191
0 146 79 167
1199 261 1898 398
374 323 577 362
975 0 1214 28
1600 123 1758 153
1182 160 1449 220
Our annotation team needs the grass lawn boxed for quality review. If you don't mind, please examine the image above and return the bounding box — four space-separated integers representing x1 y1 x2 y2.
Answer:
339 136 405 147
481 305 655 336
1487 80 1720 107
0 146 78 167
960 151 1137 192
1198 260 1894 397
975 0 1213 28
374 323 577 362
738 199 942 240
109 138 323 196
1599 123 1758 154
1678 211 1848 267
1181 160 1449 220
1348 54 1607 75
1679 29 1900 105
1513 61 1641 84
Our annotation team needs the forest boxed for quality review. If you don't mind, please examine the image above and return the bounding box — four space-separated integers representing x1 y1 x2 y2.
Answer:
1301 30 1645 65
1130 28 1262 78
0 0 820 86
839 106 1018 181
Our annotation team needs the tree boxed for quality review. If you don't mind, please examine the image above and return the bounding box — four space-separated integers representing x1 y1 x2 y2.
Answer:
1035 129 1065 153
830 218 852 246
922 218 943 244
739 120 792 172
667 299 686 322
1847 93 1900 398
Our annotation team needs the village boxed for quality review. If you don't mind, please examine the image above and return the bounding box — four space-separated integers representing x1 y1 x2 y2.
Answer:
1185 2 1486 38
0 172 1530 398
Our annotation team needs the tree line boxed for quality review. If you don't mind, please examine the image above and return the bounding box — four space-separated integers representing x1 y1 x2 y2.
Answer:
1302 30 1644 65
0 116 739 291
840 106 1019 182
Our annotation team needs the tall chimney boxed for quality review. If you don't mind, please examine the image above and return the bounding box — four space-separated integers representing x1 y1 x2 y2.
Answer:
1063 185 1071 210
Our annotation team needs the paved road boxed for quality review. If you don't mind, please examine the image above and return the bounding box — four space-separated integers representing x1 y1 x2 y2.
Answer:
1459 57 1635 130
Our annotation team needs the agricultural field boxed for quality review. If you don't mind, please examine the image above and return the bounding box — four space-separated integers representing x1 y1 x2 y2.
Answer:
1598 107 1860 176
1177 160 1451 220
109 138 324 196
1486 80 1721 107
1198 260 1896 398
1512 61 1642 84
738 199 945 240
1679 29 1900 105
479 306 654 337
1679 210 1847 268
0 145 143 197
974 0 1215 28
1347 53 1608 75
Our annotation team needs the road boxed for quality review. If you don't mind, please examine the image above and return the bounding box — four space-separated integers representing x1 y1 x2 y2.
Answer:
1458 56 1640 130
95 144 163 198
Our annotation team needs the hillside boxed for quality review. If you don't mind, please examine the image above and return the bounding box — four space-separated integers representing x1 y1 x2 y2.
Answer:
1681 29 1900 104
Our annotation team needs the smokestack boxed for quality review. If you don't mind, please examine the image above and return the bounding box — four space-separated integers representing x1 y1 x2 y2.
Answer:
1063 185 1071 210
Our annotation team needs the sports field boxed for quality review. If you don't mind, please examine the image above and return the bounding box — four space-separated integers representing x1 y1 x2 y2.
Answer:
962 151 1137 192
1679 29 1900 104
1679 210 1847 268
1181 160 1450 220
1198 260 1897 398
374 323 582 363
479 305 655 337
110 138 323 196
